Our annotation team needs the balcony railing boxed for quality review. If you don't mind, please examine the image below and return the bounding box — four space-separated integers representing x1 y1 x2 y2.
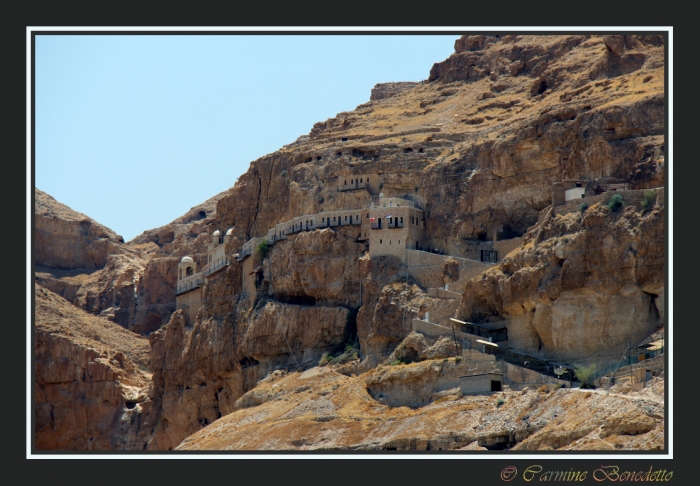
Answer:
371 221 403 229
176 275 204 295
204 258 228 277
236 247 252 261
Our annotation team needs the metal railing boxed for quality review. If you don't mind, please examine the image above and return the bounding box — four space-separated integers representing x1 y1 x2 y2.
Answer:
592 347 665 381
388 222 404 229
457 321 508 342
236 247 252 261
176 276 204 295
204 258 228 277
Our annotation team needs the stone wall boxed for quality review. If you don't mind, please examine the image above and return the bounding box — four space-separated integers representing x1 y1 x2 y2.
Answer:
460 372 503 395
427 288 462 299
405 249 493 289
493 236 525 260
503 363 569 389
175 286 203 324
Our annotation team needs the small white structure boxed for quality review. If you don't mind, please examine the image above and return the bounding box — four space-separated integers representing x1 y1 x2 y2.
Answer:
178 256 196 281
564 187 586 202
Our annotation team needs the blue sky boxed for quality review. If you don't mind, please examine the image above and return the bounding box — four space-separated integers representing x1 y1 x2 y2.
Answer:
35 34 459 241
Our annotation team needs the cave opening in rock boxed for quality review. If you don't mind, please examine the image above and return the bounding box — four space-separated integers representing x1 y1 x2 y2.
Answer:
240 356 259 369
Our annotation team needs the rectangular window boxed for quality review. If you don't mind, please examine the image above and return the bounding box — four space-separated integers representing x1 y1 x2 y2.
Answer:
400 217 403 223
367 213 369 218
398 240 400 245
380 239 382 244
322 218 325 222
334 217 336 221
344 180 347 185
345 216 348 221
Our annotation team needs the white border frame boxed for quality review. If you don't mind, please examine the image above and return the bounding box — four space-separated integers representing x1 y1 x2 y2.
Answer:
27 26 672 460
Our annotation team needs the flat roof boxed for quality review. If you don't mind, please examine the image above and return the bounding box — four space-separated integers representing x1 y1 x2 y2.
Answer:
458 371 503 378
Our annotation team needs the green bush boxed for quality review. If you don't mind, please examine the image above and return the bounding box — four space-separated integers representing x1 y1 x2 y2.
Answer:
607 194 624 212
641 190 656 214
256 240 270 259
579 202 588 214
496 398 505 407
280 170 287 178
455 355 463 362
573 363 597 387
318 353 333 366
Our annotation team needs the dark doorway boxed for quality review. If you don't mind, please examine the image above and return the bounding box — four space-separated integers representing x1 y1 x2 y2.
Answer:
491 380 502 392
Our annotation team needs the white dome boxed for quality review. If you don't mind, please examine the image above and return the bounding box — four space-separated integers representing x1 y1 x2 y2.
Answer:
226 228 234 236
181 256 194 263
213 230 221 236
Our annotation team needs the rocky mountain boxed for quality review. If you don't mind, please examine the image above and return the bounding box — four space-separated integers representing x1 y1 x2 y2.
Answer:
34 285 155 450
34 34 666 451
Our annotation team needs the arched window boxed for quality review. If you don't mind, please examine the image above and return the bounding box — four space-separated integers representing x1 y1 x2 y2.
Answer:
186 267 193 276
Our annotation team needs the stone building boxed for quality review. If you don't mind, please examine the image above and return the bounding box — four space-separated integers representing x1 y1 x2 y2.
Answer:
459 371 504 395
368 197 426 259
552 177 630 206
337 173 379 192
176 227 233 321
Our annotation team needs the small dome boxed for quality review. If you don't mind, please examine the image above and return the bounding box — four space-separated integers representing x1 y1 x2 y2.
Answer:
226 228 234 236
181 256 193 263
213 230 221 236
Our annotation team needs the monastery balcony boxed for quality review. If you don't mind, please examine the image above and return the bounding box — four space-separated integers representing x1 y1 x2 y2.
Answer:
371 221 403 229
176 274 204 295
203 258 228 277
236 248 252 261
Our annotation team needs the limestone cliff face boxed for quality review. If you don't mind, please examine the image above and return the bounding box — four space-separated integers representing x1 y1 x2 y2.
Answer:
146 300 351 449
35 188 222 334
35 189 125 270
211 35 663 258
456 189 665 366
34 285 156 450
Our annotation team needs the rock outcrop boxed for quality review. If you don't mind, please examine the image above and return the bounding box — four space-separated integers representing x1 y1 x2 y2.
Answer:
456 189 665 367
34 285 155 450
35 189 125 270
174 361 664 451
370 82 420 101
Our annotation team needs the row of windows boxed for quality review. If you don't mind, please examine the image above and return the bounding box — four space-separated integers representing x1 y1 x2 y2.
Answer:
321 215 361 222
378 239 400 245
343 177 369 185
